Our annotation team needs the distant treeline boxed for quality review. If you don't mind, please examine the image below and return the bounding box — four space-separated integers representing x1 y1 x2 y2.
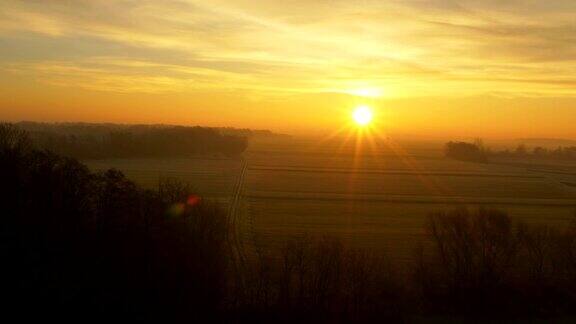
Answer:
494 144 576 160
4 124 576 321
15 121 249 159
446 139 576 163
444 140 488 163
218 126 290 138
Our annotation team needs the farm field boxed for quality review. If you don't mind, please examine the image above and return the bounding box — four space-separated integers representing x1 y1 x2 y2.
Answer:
84 137 576 266
84 158 243 205
244 137 576 265
249 199 576 265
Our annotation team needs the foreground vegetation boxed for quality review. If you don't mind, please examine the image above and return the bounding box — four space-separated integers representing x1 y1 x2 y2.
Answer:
240 207 576 322
3 123 576 322
0 124 229 321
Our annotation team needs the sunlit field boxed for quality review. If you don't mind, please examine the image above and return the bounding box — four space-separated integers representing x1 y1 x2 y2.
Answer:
85 158 242 204
85 136 576 266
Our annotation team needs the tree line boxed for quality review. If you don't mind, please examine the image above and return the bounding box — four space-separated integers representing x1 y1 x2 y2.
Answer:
3 123 576 322
495 144 576 160
445 139 576 163
16 122 248 159
239 207 576 322
444 139 488 163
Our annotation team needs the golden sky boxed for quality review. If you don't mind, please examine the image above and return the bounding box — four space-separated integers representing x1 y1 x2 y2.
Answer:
1 0 575 138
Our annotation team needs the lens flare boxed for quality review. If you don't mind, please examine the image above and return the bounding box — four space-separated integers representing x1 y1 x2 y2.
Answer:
187 194 201 206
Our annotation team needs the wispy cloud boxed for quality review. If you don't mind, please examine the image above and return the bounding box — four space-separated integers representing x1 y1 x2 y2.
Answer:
0 0 575 97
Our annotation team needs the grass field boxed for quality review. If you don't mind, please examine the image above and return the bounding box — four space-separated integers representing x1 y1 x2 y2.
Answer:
84 158 242 205
84 137 576 266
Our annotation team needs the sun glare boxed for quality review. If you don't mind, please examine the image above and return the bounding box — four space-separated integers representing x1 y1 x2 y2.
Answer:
347 88 383 98
352 106 373 126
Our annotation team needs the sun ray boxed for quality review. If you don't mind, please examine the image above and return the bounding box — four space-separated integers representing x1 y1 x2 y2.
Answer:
341 107 462 202
372 132 458 199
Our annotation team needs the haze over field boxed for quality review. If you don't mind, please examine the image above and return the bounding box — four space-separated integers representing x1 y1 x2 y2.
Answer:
1 0 576 138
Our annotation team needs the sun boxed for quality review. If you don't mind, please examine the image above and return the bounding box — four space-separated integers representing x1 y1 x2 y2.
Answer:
352 106 373 126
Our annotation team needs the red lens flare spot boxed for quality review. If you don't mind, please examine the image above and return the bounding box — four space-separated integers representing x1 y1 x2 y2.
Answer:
187 195 201 206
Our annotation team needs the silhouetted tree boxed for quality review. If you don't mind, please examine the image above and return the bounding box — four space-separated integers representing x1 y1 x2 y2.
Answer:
0 123 230 321
445 141 488 162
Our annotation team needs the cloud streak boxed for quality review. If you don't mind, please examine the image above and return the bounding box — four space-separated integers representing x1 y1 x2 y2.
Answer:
0 0 575 98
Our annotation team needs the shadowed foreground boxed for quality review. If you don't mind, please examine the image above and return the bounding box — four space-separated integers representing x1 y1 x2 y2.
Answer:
0 124 229 321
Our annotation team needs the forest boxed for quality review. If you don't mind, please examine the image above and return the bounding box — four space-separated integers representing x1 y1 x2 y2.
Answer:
446 140 576 163
16 122 249 159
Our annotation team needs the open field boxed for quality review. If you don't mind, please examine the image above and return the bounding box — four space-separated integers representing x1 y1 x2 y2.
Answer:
249 198 576 265
84 137 576 266
84 158 242 205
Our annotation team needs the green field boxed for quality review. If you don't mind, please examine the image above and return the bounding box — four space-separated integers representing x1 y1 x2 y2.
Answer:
85 158 242 205
84 137 576 266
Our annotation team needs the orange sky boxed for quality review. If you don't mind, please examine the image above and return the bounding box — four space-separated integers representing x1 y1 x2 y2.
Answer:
1 0 575 139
